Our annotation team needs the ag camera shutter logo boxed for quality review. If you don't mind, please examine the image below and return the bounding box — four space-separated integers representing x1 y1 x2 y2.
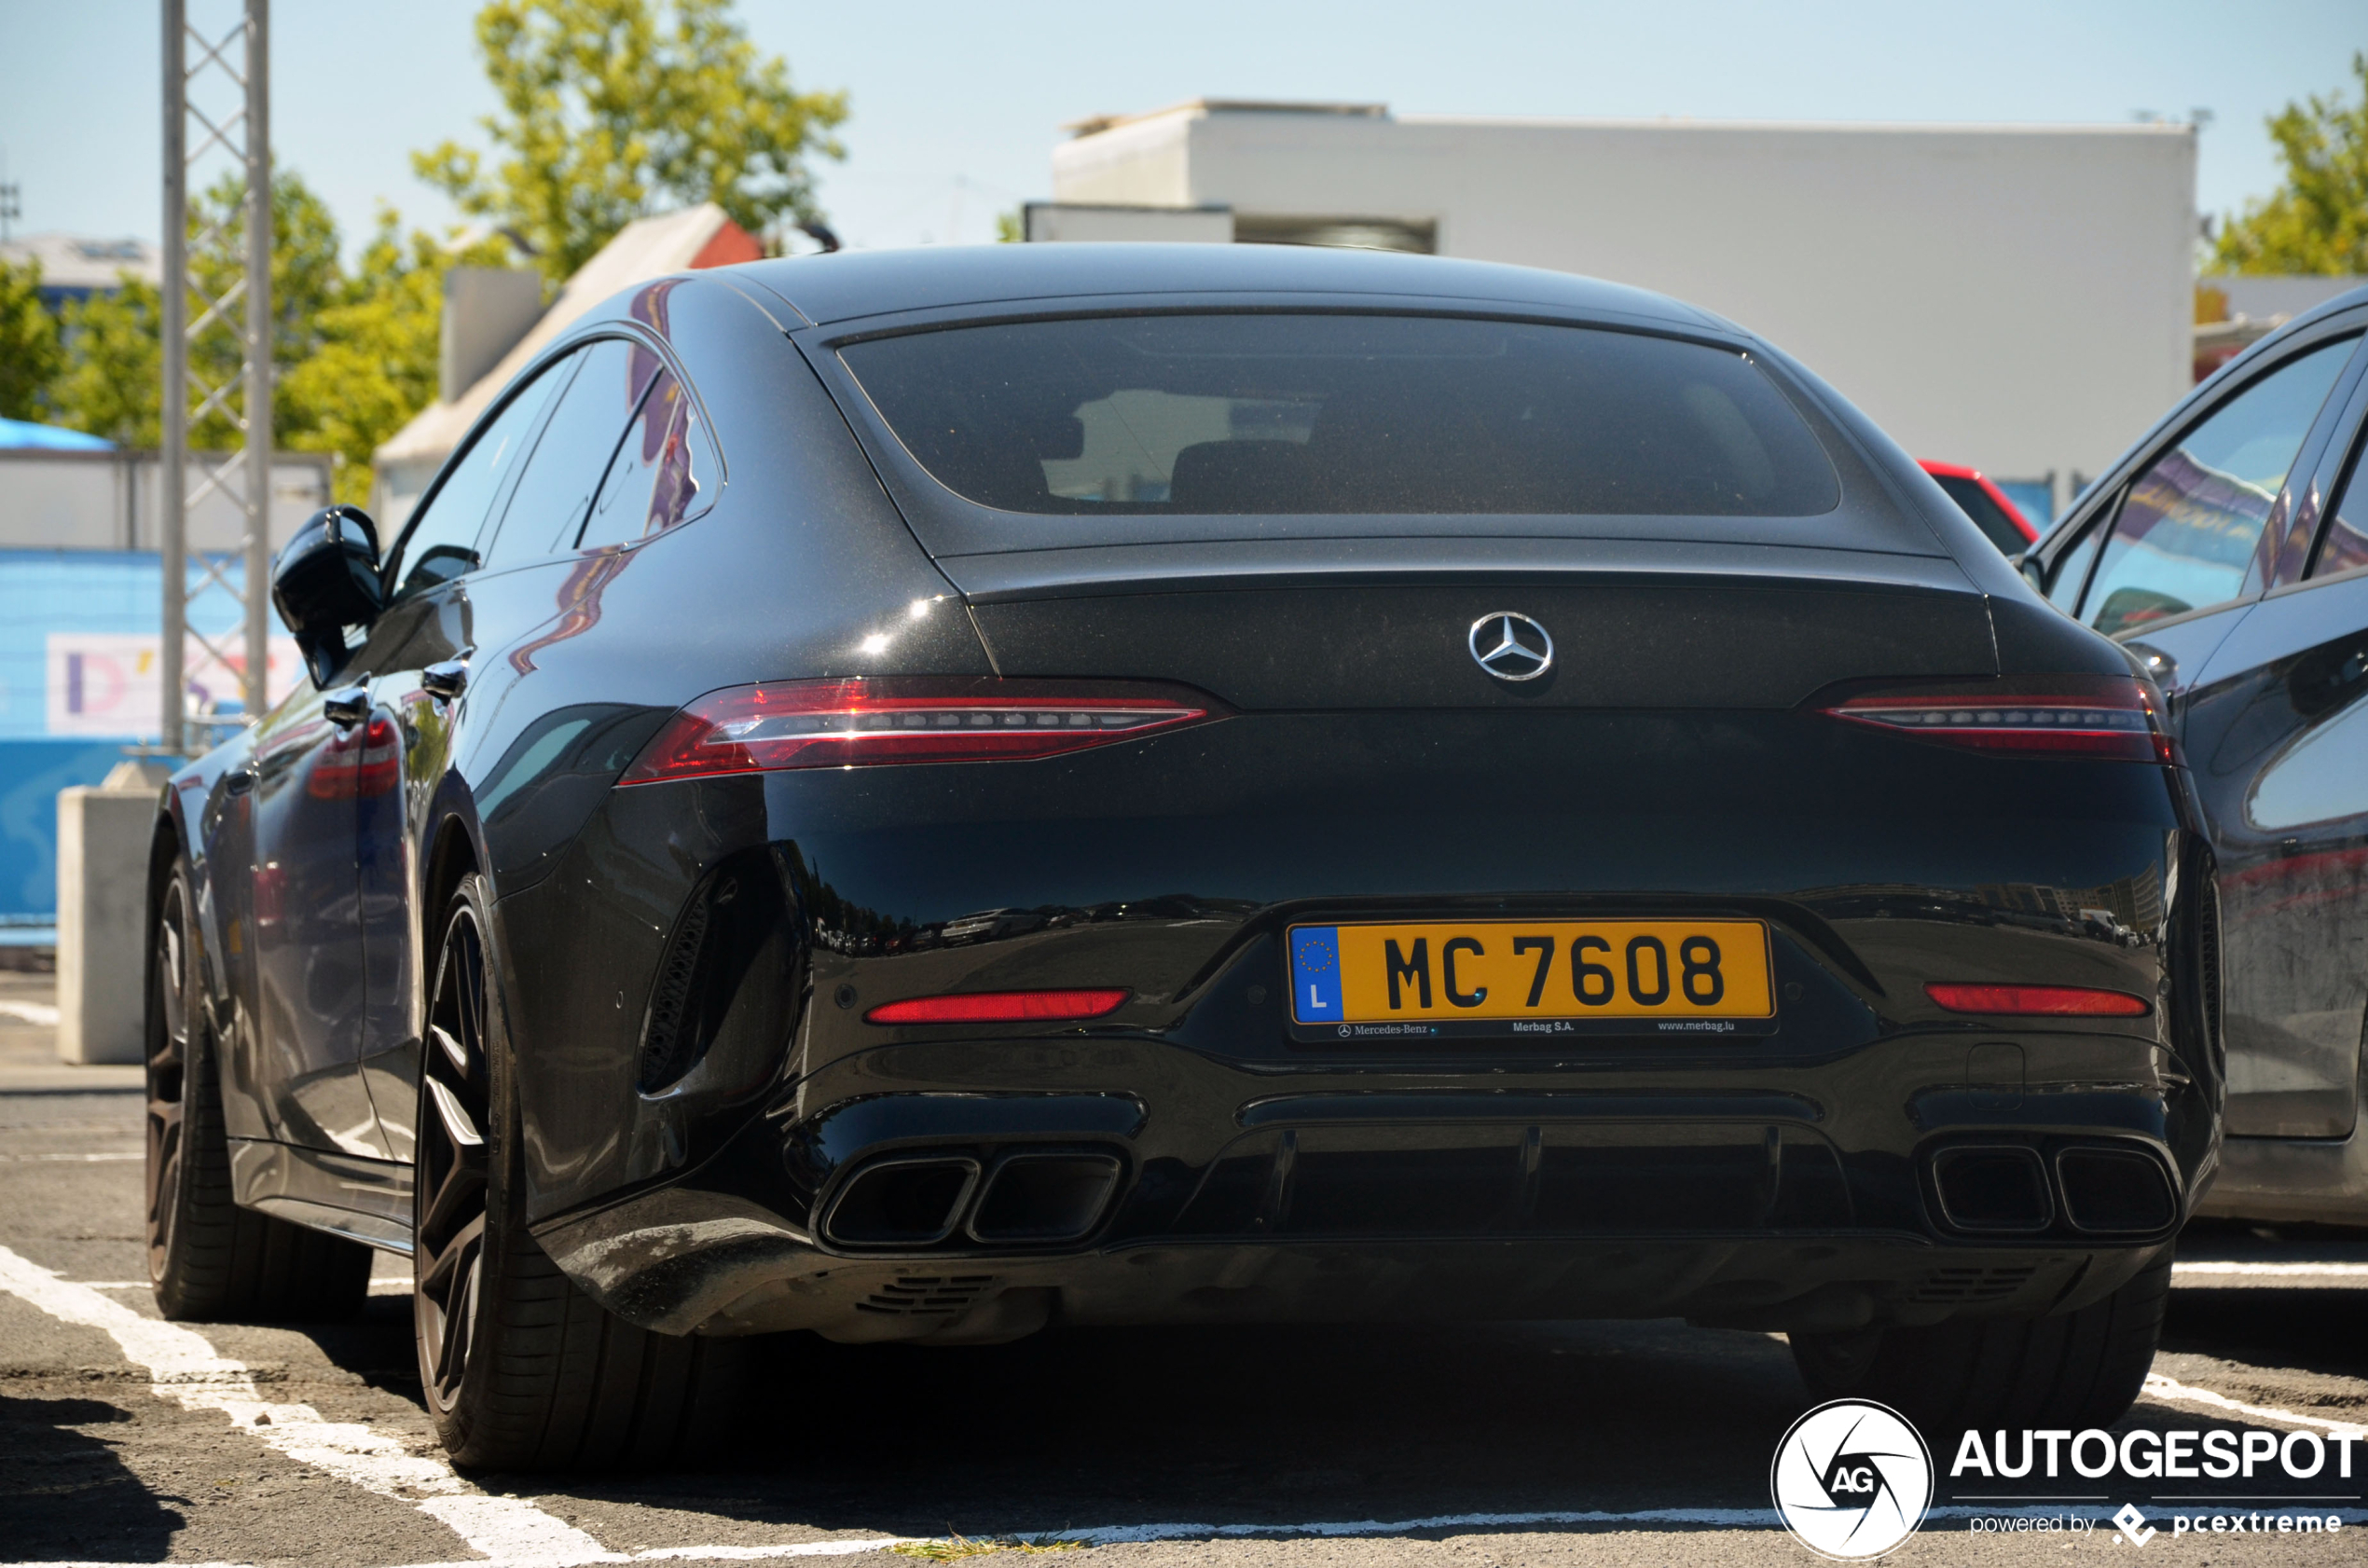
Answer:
1770 1399 1934 1560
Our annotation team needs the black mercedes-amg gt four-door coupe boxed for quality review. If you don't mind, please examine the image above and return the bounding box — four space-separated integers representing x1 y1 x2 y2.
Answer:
145 244 2216 1470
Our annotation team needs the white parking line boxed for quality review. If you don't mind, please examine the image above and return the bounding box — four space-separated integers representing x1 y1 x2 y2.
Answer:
0 1244 614 1566
0 1151 143 1162
2144 1372 2368 1437
2173 1260 2368 1277
12 1241 2368 1568
18 1505 2368 1568
0 998 62 1026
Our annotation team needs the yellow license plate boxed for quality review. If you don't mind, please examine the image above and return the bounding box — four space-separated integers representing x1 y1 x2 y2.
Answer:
1287 919 1774 1026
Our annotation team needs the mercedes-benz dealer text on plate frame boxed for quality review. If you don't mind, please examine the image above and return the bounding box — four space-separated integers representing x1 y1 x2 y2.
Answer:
143 243 2214 1471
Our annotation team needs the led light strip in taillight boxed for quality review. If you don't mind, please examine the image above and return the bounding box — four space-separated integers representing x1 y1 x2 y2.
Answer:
1818 675 2174 763
619 678 1222 783
1926 983 2151 1016
865 989 1131 1025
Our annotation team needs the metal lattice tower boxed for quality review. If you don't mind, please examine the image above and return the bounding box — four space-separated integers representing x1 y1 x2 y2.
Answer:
159 0 270 756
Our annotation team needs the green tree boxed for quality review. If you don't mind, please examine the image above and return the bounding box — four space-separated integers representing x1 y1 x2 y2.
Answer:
281 209 516 502
0 258 63 421
43 170 525 502
50 278 163 446
2213 52 2368 275
414 0 848 281
50 171 347 449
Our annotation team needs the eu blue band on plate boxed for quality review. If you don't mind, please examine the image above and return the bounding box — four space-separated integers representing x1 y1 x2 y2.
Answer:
1288 926 1342 1023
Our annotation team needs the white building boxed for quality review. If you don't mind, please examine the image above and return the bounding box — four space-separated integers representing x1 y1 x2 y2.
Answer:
1045 102 2199 519
0 232 162 308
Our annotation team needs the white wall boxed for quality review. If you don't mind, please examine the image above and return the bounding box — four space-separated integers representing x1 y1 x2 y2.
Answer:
1053 109 2197 497
1024 203 1233 242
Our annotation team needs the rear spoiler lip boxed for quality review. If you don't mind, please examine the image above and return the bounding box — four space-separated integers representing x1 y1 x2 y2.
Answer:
937 533 1977 606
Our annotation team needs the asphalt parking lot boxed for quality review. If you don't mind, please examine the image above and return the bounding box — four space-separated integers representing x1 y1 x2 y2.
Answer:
6 967 2368 1568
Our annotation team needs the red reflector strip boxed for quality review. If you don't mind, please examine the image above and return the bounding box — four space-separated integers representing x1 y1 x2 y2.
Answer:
620 679 1219 783
1925 983 2150 1017
864 989 1132 1025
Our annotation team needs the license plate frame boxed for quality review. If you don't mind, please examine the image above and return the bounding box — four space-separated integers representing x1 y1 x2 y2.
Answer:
1284 917 1779 1043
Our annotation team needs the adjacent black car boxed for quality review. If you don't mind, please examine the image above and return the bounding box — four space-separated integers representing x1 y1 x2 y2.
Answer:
145 244 2217 1469
2018 282 2368 1224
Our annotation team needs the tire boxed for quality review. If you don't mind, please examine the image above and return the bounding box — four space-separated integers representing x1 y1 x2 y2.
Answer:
1791 1254 2171 1435
413 873 743 1471
145 856 372 1322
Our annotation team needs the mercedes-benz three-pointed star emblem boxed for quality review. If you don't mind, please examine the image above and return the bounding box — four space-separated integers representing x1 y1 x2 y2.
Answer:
1468 612 1554 681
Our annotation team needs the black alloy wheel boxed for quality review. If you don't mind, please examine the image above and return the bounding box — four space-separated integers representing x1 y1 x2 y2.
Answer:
415 894 493 1419
145 855 369 1321
411 873 745 1469
1793 1252 2172 1434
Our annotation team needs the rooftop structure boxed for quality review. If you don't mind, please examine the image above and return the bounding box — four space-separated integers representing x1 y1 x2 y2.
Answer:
0 232 162 306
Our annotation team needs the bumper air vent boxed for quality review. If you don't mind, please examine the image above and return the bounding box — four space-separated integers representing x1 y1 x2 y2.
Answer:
1929 1145 2053 1233
638 889 711 1091
854 1275 998 1316
637 851 794 1095
822 1156 981 1247
1910 1263 2041 1304
967 1152 1123 1245
2056 1147 2179 1234
2197 864 2224 1058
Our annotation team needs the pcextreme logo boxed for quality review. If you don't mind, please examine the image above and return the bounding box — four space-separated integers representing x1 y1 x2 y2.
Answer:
1770 1399 1934 1560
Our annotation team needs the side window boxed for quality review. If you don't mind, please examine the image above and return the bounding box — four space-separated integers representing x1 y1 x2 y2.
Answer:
384 362 568 599
2080 337 2357 637
2045 517 2105 613
481 338 654 570
577 367 720 551
2312 437 2368 579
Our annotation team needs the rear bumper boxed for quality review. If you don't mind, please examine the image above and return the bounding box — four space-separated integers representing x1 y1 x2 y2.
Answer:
532 1021 2196 1340
504 708 2213 1334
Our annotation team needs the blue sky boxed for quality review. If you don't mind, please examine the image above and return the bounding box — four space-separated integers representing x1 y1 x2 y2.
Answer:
2 0 2362 256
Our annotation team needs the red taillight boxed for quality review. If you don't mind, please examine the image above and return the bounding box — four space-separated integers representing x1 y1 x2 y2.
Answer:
1925 983 2151 1017
864 989 1132 1025
1818 675 2174 763
619 678 1221 784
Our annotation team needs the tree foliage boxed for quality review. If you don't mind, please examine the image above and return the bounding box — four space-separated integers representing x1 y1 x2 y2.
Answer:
38 172 522 502
2213 52 2368 276
15 0 834 502
49 278 163 447
281 211 513 502
414 0 848 281
49 172 347 449
0 258 64 421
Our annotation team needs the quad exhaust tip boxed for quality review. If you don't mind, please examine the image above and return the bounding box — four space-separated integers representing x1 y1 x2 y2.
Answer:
1927 1140 2175 1237
822 1155 981 1246
820 1148 1123 1249
968 1152 1123 1245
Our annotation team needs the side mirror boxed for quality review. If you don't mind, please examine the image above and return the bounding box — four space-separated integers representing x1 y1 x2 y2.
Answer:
2017 554 2047 594
272 505 385 687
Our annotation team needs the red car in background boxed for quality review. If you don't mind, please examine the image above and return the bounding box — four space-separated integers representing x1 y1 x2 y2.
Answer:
1919 460 2037 555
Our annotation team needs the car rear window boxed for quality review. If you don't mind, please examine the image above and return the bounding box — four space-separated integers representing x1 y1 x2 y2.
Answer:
837 314 1839 517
